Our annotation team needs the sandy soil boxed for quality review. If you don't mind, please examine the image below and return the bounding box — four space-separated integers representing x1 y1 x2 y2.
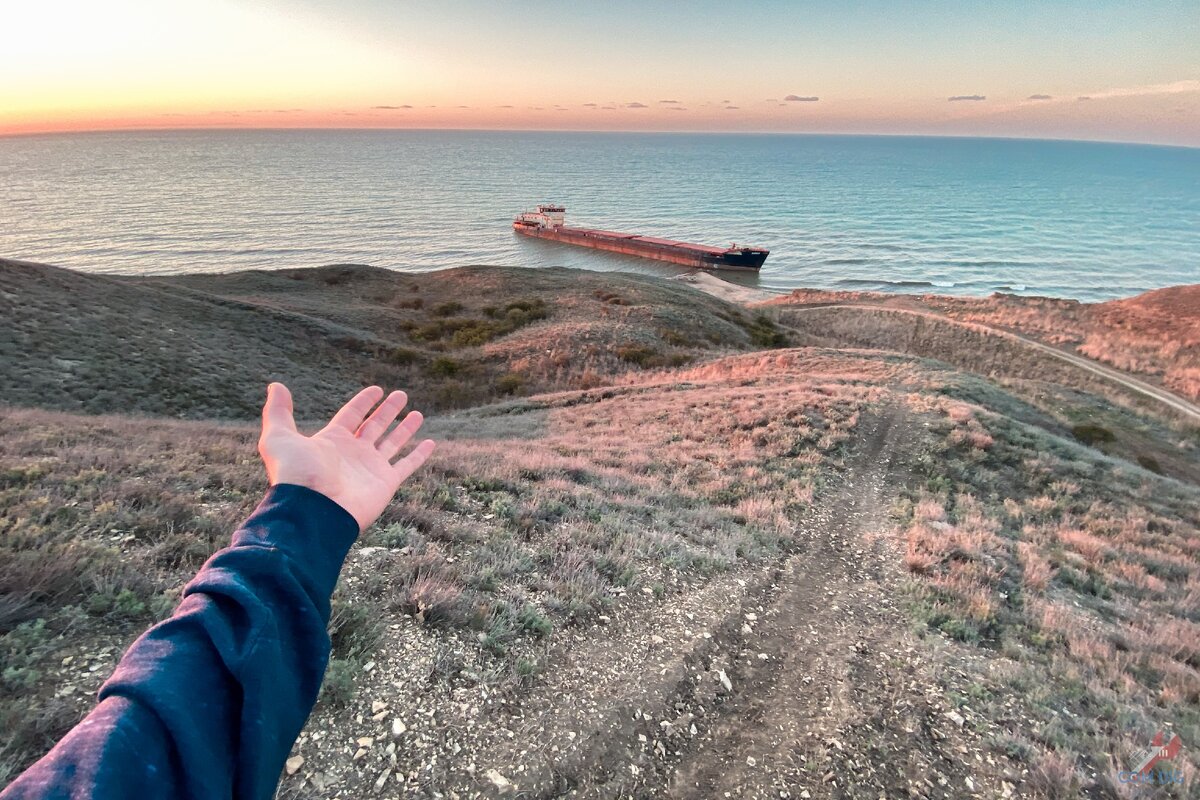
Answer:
670 272 778 305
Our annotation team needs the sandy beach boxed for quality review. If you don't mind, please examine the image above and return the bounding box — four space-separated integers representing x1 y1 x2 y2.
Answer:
670 270 779 305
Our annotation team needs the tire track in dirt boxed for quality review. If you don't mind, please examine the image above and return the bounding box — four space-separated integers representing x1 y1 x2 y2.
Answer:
656 404 995 800
437 405 996 799
659 404 910 798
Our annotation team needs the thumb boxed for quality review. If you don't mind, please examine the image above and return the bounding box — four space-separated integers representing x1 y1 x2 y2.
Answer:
262 382 298 435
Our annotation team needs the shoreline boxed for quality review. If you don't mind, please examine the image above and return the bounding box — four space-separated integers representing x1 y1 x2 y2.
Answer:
670 271 781 305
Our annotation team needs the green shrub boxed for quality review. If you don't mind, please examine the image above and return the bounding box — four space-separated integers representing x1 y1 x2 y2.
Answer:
1135 454 1162 473
495 372 526 396
745 314 788 348
86 589 148 620
432 301 465 317
517 604 552 637
328 597 383 661
1070 424 1115 446
449 321 505 347
617 344 660 367
427 357 462 377
319 658 356 707
383 346 420 365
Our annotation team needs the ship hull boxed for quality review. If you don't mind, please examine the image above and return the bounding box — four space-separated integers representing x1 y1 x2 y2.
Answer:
514 224 767 271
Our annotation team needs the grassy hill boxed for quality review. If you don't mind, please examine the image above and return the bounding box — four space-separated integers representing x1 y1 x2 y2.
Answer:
0 258 786 418
763 284 1200 403
2 261 1198 798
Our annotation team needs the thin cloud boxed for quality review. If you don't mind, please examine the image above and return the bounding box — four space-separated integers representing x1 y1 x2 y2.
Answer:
948 95 986 101
666 107 687 111
1022 79 1200 108
372 105 412 110
659 99 680 104
600 105 616 110
1026 94 1052 101
496 105 514 108
784 95 819 102
1090 78 1200 100
583 102 597 107
626 102 648 109
721 99 730 103
725 105 739 110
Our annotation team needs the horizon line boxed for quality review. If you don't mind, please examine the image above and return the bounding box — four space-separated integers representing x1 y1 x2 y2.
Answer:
1 125 1196 151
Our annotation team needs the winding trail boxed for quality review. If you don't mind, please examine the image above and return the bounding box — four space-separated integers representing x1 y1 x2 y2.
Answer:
651 406 986 799
778 304 1200 423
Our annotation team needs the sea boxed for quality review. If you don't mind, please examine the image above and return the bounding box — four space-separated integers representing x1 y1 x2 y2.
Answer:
1 130 1197 302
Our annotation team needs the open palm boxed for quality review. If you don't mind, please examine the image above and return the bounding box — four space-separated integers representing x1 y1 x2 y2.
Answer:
258 383 435 531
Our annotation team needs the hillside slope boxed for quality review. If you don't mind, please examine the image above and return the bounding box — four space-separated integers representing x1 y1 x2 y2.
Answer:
0 259 786 418
762 284 1200 403
2 262 1198 798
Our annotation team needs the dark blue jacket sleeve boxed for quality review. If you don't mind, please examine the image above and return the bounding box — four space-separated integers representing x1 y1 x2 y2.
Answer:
0 484 359 800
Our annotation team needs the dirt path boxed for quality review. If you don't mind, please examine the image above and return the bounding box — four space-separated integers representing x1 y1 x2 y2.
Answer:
674 272 1199 423
292 403 1003 799
776 304 1200 424
663 407 908 797
641 405 986 799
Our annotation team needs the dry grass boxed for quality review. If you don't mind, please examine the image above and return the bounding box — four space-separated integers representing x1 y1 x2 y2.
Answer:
763 283 1200 402
4 261 1198 793
0 347 892 781
893 389 1200 795
0 260 779 418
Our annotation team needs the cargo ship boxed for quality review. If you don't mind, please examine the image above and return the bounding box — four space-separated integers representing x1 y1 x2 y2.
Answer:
512 205 769 271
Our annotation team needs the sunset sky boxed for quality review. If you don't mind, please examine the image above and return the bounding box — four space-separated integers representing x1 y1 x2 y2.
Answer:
2 0 1198 145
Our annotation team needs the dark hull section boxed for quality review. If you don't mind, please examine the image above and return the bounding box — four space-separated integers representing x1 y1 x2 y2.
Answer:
703 249 769 270
514 223 767 272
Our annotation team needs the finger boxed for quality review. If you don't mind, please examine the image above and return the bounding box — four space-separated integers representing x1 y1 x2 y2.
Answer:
326 386 385 432
392 438 436 483
261 382 298 435
380 410 424 460
356 390 408 443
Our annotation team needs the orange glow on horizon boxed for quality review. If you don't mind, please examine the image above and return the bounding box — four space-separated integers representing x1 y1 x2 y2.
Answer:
2 1 1197 146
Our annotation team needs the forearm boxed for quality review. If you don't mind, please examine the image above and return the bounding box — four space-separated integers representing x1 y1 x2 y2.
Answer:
1 484 358 800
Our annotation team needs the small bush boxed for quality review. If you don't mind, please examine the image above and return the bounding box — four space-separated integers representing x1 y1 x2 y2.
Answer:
495 372 526 396
616 345 661 368
1070 423 1115 446
382 346 419 365
1135 454 1162 473
328 597 382 661
745 314 788 348
593 290 630 306
660 329 694 347
432 301 465 317
516 604 552 637
427 357 462 377
319 658 356 707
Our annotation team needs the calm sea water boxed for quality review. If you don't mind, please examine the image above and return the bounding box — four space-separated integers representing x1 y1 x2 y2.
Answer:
1 130 1197 301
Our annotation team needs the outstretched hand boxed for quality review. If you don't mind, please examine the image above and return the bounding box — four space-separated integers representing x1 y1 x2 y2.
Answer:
258 383 436 531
